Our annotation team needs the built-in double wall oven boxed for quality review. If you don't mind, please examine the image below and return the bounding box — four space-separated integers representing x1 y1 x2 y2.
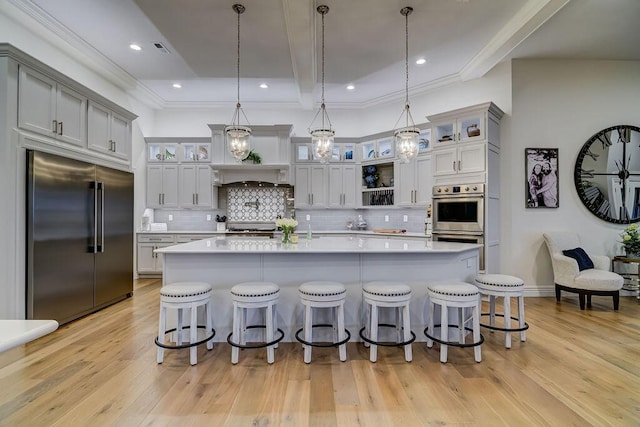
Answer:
432 183 485 269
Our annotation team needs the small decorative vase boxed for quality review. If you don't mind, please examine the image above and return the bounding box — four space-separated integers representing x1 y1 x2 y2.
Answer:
282 229 291 244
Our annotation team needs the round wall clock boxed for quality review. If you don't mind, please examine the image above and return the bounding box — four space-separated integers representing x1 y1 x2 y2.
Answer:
574 125 640 223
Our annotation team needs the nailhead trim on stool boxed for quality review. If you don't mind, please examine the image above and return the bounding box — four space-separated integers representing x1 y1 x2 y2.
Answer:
227 282 284 365
474 274 528 349
296 281 350 363
360 281 415 363
156 282 215 366
425 281 483 364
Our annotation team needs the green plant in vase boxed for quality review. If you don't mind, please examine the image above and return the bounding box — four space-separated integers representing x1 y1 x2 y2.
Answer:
276 217 298 243
620 223 640 257
243 150 262 164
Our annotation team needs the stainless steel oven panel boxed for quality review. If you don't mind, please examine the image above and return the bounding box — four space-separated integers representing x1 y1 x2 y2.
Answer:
432 196 484 233
432 232 484 270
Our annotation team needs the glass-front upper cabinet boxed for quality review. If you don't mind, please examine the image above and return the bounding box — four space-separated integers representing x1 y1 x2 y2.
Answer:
148 143 178 162
433 112 484 147
182 143 211 162
331 143 355 162
295 143 311 162
418 128 432 153
361 137 394 162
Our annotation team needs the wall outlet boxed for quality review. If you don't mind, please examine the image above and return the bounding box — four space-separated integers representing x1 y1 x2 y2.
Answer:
168 214 173 221
306 214 311 221
206 214 211 221
403 215 408 222
384 215 389 222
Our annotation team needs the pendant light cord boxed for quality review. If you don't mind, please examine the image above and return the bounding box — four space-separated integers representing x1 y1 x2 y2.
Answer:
404 9 409 111
236 6 241 108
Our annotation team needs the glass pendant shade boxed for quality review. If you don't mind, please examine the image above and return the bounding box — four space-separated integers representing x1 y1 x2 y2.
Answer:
311 128 335 164
308 5 334 164
395 126 420 163
225 124 251 161
226 4 251 161
392 6 419 164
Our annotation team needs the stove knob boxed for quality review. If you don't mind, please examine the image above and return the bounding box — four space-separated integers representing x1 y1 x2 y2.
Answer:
437 188 442 193
444 188 449 192
465 186 470 191
473 186 478 191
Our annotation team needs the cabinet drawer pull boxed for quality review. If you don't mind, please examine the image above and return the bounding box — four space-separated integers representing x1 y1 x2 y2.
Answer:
58 121 63 136
453 161 456 172
196 193 199 204
52 120 58 133
458 160 461 171
158 193 162 205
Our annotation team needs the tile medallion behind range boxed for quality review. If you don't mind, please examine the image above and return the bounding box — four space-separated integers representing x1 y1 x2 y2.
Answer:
228 187 286 222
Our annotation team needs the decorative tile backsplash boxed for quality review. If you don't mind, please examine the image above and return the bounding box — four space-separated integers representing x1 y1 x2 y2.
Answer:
228 187 286 222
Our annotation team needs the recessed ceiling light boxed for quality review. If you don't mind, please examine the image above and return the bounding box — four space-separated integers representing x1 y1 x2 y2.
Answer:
416 58 426 65
346 84 355 90
172 83 182 89
129 44 142 51
259 83 268 89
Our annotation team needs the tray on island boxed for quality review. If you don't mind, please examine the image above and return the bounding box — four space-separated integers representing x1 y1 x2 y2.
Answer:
372 229 407 234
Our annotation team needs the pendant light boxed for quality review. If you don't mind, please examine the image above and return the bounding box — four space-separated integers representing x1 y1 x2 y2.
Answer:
308 5 334 164
393 6 420 164
225 4 251 161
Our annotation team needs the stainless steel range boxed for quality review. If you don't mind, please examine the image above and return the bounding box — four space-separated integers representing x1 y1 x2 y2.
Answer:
226 223 276 238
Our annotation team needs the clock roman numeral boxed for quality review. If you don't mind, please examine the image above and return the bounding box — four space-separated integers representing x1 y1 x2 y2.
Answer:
617 127 630 143
580 168 594 179
585 149 599 161
598 131 612 149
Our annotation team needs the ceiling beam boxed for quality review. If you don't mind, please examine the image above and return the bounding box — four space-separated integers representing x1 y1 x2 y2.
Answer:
460 0 571 81
282 0 316 109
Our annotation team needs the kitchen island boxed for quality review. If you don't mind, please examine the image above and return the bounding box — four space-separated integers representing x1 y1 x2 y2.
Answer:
156 236 480 342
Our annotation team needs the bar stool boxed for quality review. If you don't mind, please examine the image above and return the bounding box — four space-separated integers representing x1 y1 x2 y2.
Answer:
474 274 528 348
295 281 351 364
425 281 483 363
156 282 215 366
359 281 415 362
227 282 284 364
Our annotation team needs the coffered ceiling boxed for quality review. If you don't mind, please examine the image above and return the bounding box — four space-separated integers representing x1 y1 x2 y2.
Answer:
17 0 640 109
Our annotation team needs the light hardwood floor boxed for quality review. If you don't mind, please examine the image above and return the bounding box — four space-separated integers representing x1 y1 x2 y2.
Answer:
0 279 638 426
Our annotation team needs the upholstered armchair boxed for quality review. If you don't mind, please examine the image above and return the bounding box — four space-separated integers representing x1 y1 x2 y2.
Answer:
543 231 622 310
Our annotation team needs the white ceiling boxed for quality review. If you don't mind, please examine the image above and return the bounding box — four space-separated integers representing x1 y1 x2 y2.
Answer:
20 0 640 109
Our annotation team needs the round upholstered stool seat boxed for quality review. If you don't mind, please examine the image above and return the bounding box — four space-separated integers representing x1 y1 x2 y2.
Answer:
425 281 483 364
360 282 415 363
156 282 215 366
474 274 529 349
228 282 284 365
296 281 350 364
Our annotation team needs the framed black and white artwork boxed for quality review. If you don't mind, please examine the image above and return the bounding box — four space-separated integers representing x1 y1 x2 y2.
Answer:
526 148 559 208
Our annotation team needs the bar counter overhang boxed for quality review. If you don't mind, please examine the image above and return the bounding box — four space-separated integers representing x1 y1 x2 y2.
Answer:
155 236 481 342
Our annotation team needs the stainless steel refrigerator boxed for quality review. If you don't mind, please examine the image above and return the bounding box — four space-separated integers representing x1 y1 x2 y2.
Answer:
26 150 134 324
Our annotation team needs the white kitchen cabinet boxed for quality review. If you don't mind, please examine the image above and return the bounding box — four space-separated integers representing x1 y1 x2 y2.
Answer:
18 66 86 147
328 164 357 208
294 164 327 208
146 165 179 208
181 142 211 163
396 155 432 206
87 100 130 160
293 141 355 163
147 142 178 163
433 142 485 177
179 165 215 208
137 235 176 275
360 137 394 162
432 112 484 148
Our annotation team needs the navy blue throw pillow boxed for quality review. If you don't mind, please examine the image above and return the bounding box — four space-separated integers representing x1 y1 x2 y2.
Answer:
562 247 594 271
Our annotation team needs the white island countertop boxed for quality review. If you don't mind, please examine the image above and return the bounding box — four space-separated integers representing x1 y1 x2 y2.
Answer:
155 235 480 254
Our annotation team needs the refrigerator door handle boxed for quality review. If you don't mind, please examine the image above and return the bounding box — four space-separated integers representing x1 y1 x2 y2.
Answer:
98 182 105 253
90 181 98 253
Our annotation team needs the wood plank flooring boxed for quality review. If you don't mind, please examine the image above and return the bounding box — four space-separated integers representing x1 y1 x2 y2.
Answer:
0 279 638 426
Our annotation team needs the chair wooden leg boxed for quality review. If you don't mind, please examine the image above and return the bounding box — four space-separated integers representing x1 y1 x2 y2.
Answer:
586 294 592 308
578 293 586 310
613 291 620 310
555 285 561 302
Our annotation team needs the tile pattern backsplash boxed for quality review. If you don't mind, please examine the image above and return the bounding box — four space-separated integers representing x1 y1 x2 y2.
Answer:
228 187 285 222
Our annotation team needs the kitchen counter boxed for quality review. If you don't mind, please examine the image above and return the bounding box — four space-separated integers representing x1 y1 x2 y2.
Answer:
138 229 429 238
157 235 480 343
155 235 476 254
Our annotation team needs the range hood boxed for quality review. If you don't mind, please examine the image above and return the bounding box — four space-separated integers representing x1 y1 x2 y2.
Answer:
211 164 290 185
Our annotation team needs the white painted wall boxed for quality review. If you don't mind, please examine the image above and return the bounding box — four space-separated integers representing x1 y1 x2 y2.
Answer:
504 59 640 295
